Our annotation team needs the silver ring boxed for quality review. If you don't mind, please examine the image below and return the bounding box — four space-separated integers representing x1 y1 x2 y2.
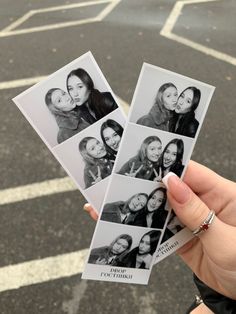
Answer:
192 210 216 236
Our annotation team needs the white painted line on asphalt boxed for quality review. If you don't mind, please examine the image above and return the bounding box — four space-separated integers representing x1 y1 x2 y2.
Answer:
1 11 34 33
0 177 77 206
161 0 218 35
160 0 236 66
97 0 121 20
1 0 109 32
0 249 89 292
164 32 236 66
0 0 121 37
0 18 99 37
0 76 47 90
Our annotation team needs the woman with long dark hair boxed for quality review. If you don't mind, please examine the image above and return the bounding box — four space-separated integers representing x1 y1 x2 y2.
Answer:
100 119 123 160
134 187 168 229
170 86 201 138
159 138 184 178
67 68 118 124
118 230 161 269
79 136 114 188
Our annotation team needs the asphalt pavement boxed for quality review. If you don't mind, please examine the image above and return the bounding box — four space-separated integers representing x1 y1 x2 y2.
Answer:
0 0 235 313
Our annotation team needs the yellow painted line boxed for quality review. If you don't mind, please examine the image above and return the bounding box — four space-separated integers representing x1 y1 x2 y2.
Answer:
0 0 121 37
0 249 89 292
160 0 236 66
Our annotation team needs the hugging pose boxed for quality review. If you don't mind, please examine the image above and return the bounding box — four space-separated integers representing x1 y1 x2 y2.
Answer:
137 83 201 138
101 186 168 229
45 68 118 144
118 135 184 181
79 119 123 189
88 230 161 269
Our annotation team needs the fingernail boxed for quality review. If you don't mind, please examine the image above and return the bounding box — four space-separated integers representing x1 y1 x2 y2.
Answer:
84 203 90 211
162 172 177 189
162 172 191 204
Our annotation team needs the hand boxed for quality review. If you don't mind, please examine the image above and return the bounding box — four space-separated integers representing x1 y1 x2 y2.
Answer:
89 166 102 185
162 160 236 300
136 253 152 269
153 167 162 182
125 162 143 177
84 203 98 220
95 257 107 265
142 254 153 269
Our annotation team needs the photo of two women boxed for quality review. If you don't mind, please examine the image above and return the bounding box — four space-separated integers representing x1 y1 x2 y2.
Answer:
88 223 161 270
114 123 193 184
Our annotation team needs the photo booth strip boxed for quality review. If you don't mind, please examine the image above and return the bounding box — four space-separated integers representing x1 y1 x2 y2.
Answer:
82 63 215 284
12 51 127 213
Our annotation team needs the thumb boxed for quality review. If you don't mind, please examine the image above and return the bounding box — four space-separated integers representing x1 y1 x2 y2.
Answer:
162 172 209 232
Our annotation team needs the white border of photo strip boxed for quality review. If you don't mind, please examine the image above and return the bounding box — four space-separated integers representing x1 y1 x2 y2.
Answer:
12 51 127 213
82 62 215 284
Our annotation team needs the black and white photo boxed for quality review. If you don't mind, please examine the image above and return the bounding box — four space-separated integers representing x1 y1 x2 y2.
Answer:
78 135 114 188
13 52 126 212
100 175 169 229
83 63 214 283
13 52 122 148
66 67 118 127
44 87 90 144
169 86 201 138
114 124 193 182
83 222 162 284
45 67 118 144
100 119 124 161
101 192 148 225
117 134 162 181
53 109 125 191
88 233 133 266
118 229 161 269
129 64 214 139
159 138 184 177
137 82 178 131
